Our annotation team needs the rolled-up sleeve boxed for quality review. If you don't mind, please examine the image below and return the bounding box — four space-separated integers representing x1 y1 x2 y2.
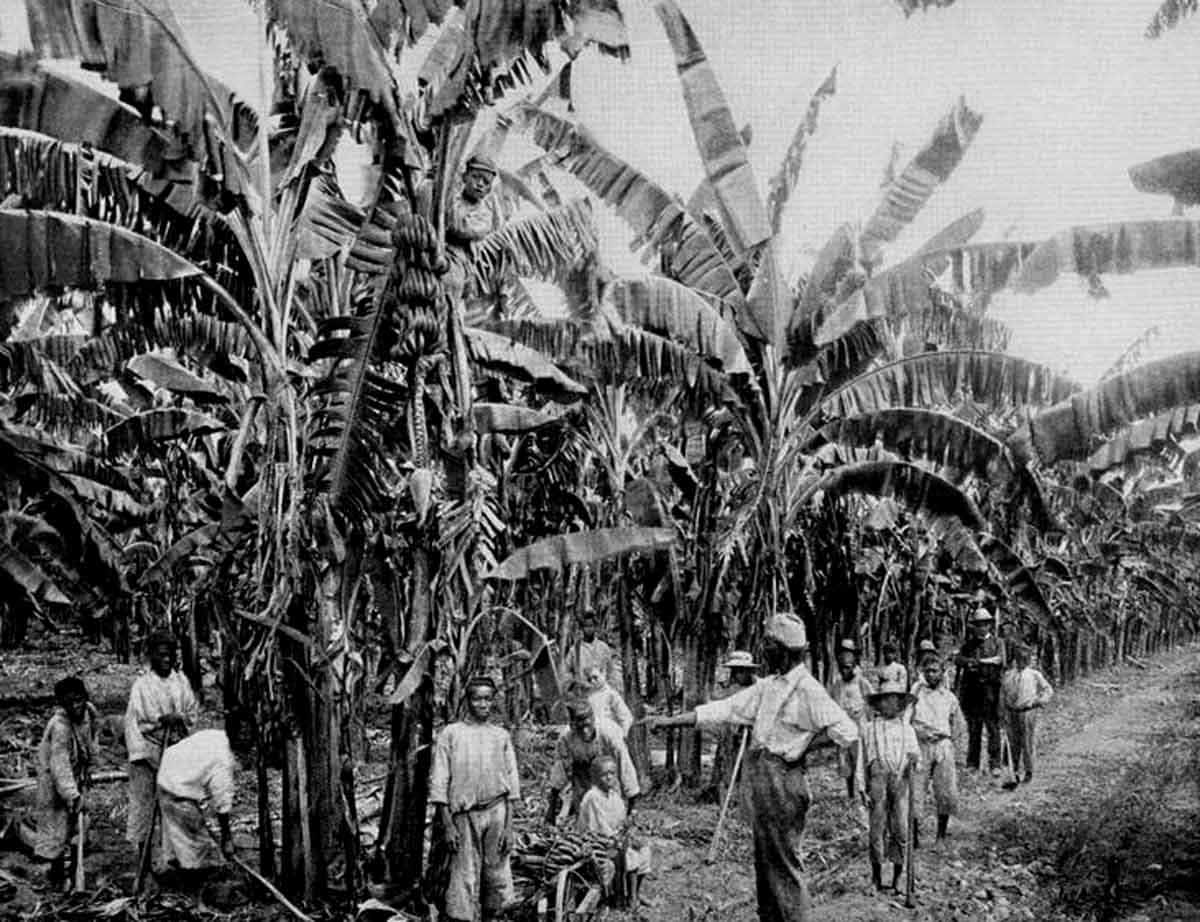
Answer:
695 683 762 732
805 685 859 748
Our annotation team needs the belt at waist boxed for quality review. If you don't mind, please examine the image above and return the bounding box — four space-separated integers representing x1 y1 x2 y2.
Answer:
747 747 807 770
157 788 202 807
917 733 951 743
1007 704 1039 713
451 792 509 816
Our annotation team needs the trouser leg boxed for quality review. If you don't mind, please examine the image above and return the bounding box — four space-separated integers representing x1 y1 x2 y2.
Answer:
867 770 889 866
930 740 958 817
965 715 982 769
1011 713 1028 775
443 812 481 922
745 751 812 922
1021 711 1037 777
985 714 1002 769
477 801 513 919
884 771 909 867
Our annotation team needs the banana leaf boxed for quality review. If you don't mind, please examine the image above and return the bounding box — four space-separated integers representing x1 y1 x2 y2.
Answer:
1086 404 1200 475
816 407 1015 483
472 403 560 433
0 539 70 605
1013 220 1200 295
1129 149 1200 207
822 350 1078 420
603 276 751 376
803 459 985 530
1015 351 1200 466
859 97 983 267
654 0 770 256
23 0 258 204
103 408 227 456
512 103 743 304
485 526 676 580
127 354 223 402
1145 0 1198 37
765 65 837 236
0 210 203 297
466 328 587 400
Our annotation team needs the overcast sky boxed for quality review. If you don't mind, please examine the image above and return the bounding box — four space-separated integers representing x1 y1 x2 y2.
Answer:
4 0 1199 384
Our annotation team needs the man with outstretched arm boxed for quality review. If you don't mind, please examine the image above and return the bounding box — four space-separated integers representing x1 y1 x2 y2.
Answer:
646 612 860 922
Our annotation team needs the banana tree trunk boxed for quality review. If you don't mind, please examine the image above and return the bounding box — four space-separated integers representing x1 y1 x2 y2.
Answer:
280 581 343 901
677 632 702 787
617 567 651 785
380 541 434 897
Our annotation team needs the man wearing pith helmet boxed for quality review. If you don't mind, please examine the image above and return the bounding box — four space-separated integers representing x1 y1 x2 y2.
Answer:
955 606 1005 773
647 612 859 922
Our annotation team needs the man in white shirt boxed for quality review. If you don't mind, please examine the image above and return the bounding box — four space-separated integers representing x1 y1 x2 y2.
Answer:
156 728 236 872
124 631 199 861
647 612 859 922
1001 644 1053 783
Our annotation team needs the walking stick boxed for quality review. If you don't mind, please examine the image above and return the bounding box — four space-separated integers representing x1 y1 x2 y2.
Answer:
706 728 749 864
1000 720 1020 791
904 771 916 909
133 736 169 896
73 806 86 892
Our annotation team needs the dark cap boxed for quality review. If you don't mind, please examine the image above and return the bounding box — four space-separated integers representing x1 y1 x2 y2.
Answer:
465 154 498 177
144 630 178 652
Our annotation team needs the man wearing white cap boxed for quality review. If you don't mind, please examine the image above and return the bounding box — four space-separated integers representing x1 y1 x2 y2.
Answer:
647 612 859 922
955 607 1004 773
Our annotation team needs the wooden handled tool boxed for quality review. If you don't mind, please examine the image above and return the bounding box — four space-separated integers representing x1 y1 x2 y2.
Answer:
706 728 749 864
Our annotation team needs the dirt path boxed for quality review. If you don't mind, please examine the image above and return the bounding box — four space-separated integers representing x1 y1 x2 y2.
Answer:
636 646 1200 922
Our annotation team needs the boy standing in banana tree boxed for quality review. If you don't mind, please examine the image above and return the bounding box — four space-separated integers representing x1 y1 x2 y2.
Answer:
646 612 860 922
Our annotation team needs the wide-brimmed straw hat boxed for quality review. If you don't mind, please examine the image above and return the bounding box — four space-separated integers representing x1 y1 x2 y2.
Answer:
918 639 937 653
838 638 858 653
971 607 995 624
868 678 915 705
722 650 758 669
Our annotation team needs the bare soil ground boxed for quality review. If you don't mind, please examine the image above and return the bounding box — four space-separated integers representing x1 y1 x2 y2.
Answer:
0 635 1196 921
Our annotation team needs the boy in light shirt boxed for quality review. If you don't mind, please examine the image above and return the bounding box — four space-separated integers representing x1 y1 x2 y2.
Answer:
34 676 97 887
910 655 964 844
862 679 920 893
124 631 198 862
1001 645 1053 783
828 640 872 819
582 665 634 737
577 755 651 911
877 640 907 688
429 675 520 922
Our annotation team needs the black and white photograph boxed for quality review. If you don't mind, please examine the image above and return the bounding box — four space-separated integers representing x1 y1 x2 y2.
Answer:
0 0 1198 919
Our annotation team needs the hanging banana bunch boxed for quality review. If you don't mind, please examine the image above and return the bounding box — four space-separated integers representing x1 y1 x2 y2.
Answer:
383 209 449 467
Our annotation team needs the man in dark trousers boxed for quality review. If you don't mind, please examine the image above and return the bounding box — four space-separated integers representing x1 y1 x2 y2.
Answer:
955 607 1004 773
646 612 859 922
